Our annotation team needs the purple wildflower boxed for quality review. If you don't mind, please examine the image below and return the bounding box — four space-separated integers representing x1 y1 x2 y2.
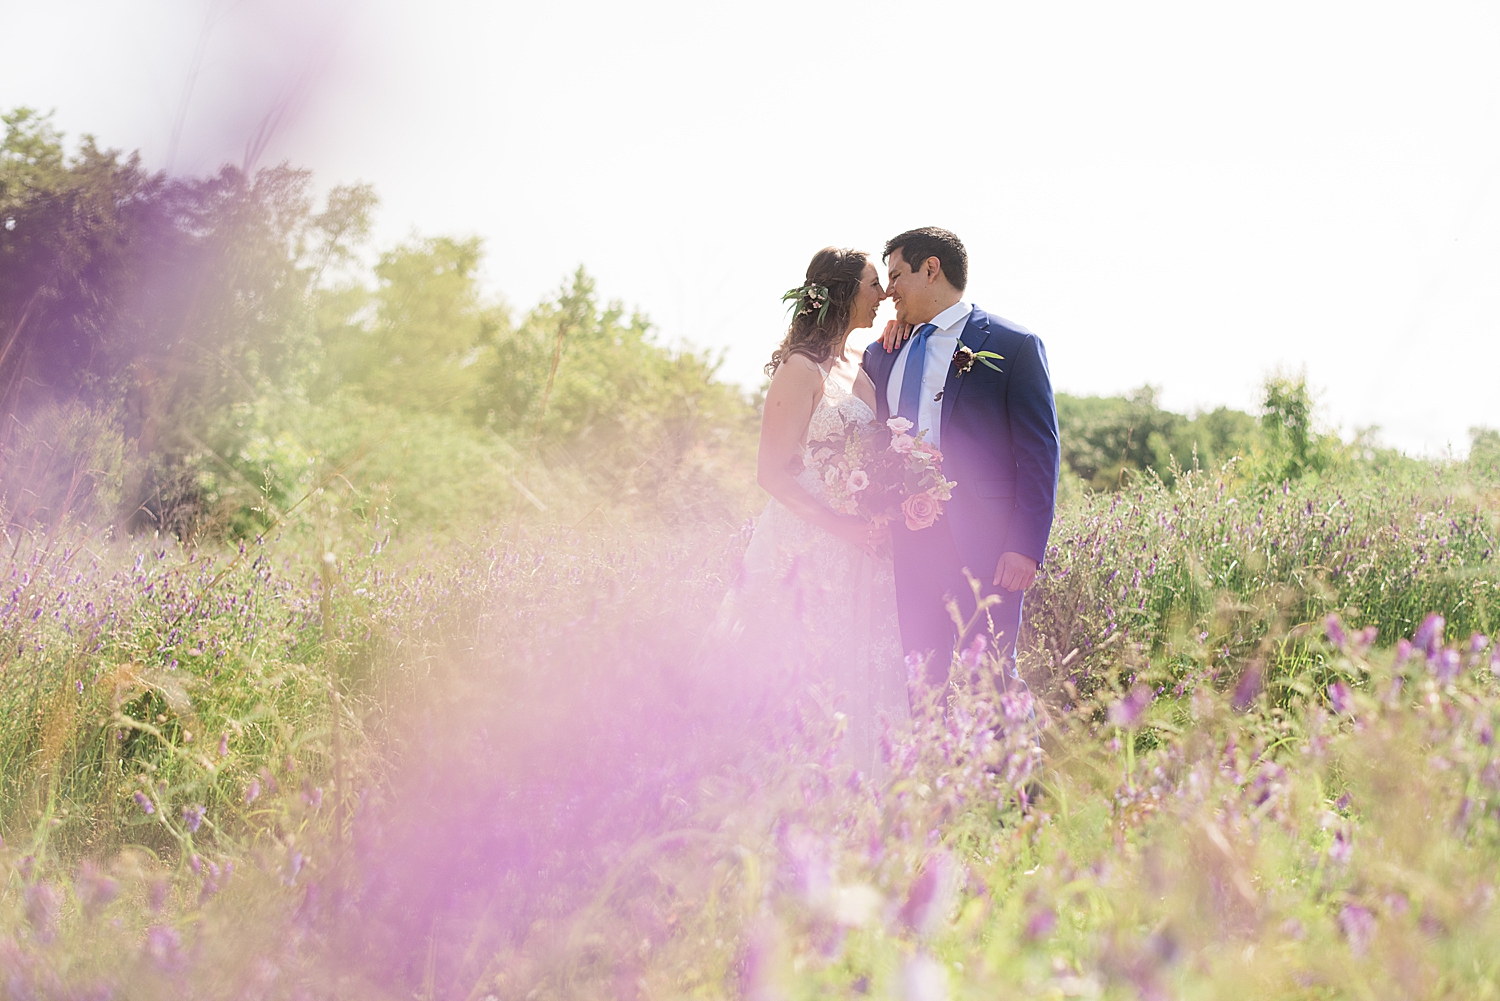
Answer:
144 925 184 971
1024 907 1057 941
1414 613 1445 658
1327 681 1354 715
1109 684 1152 729
906 651 927 686
133 791 154 815
244 778 260 803
24 881 60 942
1232 661 1264 711
182 804 205 834
899 851 955 937
1433 648 1462 685
1328 827 1353 865
1338 903 1377 956
76 861 119 916
1000 689 1035 726
1325 613 1348 650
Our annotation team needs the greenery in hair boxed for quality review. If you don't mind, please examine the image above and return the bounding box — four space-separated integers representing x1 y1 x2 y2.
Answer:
780 282 832 324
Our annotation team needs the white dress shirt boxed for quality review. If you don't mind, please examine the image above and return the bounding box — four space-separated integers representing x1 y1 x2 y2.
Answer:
885 301 972 451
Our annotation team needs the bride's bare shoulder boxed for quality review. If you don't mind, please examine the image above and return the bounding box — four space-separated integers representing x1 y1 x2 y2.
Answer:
763 353 826 412
769 353 824 388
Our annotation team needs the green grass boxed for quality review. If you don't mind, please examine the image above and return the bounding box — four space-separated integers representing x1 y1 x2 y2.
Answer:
0 460 1495 998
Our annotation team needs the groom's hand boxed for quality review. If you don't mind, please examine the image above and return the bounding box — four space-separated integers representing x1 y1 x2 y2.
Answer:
880 320 913 353
993 552 1038 592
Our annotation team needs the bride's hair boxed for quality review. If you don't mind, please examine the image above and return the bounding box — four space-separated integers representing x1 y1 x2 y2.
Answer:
765 247 869 375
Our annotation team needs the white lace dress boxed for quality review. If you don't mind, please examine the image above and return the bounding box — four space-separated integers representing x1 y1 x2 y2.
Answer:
721 369 910 778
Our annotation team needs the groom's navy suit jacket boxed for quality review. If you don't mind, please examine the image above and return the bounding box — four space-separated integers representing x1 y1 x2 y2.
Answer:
862 306 1061 579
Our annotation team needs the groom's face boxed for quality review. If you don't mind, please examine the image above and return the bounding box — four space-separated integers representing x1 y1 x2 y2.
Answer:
886 248 937 325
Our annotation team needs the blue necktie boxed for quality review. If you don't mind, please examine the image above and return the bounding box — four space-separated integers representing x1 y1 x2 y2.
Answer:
896 323 938 425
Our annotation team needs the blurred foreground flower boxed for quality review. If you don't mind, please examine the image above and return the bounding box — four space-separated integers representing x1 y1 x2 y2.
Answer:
1327 681 1354 715
1339 903 1377 956
1109 684 1152 729
899 851 956 938
1414 613 1444 659
900 953 949 1001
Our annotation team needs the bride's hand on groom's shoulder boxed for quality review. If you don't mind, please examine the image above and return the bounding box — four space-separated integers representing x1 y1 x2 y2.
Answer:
880 320 913 353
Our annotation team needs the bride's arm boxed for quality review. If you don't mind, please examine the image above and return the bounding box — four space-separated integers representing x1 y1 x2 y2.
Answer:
758 356 875 549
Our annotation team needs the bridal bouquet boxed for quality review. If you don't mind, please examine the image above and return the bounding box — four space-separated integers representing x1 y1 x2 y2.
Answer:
805 417 956 530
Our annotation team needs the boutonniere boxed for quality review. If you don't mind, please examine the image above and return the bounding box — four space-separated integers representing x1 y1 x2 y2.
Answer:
952 343 1004 376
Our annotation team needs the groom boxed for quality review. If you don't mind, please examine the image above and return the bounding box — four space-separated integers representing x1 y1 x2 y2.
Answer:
862 227 1061 686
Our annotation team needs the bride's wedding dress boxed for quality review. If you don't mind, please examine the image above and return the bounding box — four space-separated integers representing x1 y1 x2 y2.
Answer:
722 366 910 777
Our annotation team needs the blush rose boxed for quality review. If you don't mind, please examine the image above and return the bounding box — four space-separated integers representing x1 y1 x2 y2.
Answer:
902 491 940 530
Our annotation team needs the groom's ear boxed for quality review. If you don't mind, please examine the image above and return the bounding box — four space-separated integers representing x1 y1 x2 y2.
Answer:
919 254 943 285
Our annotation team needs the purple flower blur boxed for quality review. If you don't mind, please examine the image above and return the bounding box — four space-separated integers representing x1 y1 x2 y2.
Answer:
1232 661 1264 712
144 925 184 971
24 882 60 943
1414 613 1445 659
182 805 205 834
132 791 154 815
899 851 955 938
1325 613 1348 650
1109 684 1152 729
1327 681 1354 715
1024 907 1057 941
1338 903 1377 956
1433 648 1462 685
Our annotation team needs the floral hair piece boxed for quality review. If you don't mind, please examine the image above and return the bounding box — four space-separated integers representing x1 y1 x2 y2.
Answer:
780 282 832 324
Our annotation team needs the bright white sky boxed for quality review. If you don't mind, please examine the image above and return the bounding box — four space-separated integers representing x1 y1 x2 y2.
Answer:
5 0 1499 455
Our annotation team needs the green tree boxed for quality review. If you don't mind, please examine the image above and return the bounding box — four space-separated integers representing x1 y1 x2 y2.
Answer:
1056 387 1263 491
322 235 506 414
479 268 756 512
1470 426 1500 480
1259 371 1332 482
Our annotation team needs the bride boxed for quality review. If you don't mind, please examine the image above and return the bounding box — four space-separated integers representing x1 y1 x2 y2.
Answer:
724 247 910 777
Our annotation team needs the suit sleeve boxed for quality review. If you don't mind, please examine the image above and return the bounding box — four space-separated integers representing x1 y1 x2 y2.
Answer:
1003 334 1061 564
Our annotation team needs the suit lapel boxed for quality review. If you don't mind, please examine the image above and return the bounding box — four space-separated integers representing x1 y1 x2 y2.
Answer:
940 306 992 430
868 345 897 423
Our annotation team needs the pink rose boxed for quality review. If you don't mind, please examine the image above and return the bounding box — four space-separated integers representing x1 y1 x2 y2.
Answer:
890 434 915 455
902 491 940 530
886 417 914 435
846 469 870 492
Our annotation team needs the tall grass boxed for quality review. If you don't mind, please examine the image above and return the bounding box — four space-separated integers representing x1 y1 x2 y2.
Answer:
0 461 1495 998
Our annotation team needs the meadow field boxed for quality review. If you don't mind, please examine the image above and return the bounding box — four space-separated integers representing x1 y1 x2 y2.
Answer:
4 107 1500 999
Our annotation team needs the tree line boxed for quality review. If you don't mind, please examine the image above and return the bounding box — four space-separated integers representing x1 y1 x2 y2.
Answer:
2 107 1492 538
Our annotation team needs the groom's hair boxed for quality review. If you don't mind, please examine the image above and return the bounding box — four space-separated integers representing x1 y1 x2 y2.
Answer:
883 227 967 293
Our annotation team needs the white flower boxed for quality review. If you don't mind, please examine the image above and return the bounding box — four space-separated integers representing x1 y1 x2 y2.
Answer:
846 469 870 492
887 417 914 435
831 884 883 926
899 953 948 1001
